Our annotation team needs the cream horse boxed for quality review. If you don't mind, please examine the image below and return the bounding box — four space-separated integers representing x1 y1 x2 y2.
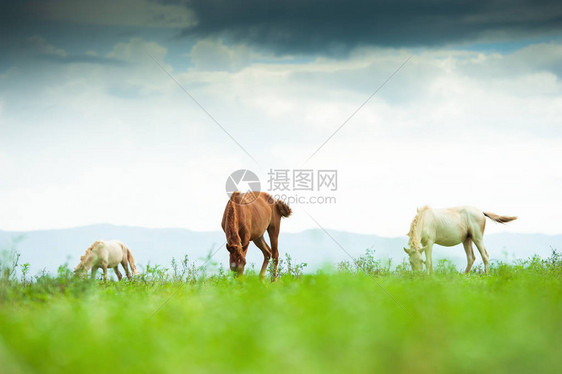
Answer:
404 206 517 274
74 240 139 280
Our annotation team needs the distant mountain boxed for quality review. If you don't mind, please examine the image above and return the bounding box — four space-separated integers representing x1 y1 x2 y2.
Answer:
0 225 560 275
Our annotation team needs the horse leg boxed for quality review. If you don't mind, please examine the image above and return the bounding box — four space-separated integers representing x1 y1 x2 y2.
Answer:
242 242 250 258
472 235 490 275
267 225 280 280
424 242 434 274
253 236 272 279
90 266 98 279
462 238 476 274
101 261 108 281
121 259 132 280
113 266 123 281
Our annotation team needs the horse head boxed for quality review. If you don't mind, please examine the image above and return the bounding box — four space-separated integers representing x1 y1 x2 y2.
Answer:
226 244 246 275
74 254 91 276
403 247 425 271
74 260 86 276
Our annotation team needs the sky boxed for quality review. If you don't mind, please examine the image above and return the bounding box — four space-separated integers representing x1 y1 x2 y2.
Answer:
1 0 561 237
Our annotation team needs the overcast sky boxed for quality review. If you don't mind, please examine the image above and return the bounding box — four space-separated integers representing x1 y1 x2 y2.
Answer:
1 0 561 236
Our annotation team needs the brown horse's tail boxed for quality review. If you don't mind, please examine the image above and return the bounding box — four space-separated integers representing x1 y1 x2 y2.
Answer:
483 212 518 224
276 199 292 218
225 194 242 246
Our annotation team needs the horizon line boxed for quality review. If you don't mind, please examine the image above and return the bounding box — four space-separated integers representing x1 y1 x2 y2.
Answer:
0 223 558 238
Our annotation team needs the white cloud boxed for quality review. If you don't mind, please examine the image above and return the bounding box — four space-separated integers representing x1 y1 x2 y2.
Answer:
280 137 562 236
107 37 168 63
26 35 67 57
188 38 261 72
1 38 561 237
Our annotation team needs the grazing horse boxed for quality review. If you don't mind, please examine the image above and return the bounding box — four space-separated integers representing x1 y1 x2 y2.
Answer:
221 191 292 278
74 240 139 280
404 206 517 274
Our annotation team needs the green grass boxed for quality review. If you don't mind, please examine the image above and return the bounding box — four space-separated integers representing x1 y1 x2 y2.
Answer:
1 252 562 373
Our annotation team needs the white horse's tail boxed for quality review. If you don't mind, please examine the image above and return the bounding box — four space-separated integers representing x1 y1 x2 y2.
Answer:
119 242 139 275
484 212 518 224
127 247 139 275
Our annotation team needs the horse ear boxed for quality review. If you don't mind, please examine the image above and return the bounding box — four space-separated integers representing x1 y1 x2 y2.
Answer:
403 247 411 254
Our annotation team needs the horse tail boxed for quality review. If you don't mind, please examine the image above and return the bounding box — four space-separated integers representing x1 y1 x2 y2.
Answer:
483 212 518 224
225 194 242 246
118 242 139 275
128 249 139 275
275 199 292 218
126 246 139 275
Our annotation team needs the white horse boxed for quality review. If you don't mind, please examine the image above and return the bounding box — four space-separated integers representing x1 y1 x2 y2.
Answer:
404 206 517 274
74 240 139 280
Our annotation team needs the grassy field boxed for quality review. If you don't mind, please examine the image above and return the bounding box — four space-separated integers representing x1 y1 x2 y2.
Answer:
1 251 562 373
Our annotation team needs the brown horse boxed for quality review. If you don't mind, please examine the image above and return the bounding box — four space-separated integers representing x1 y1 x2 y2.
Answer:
221 191 292 278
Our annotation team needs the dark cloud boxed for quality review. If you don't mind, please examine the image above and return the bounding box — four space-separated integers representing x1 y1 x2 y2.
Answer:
32 53 128 66
179 0 562 54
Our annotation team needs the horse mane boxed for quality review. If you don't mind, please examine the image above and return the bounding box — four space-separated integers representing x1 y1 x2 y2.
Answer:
225 193 242 252
84 240 101 255
407 206 430 250
75 240 102 271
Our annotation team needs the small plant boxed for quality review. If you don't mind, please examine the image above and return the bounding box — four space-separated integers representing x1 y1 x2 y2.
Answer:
356 248 390 275
1 248 20 282
336 248 390 275
434 258 457 273
20 263 30 286
270 253 307 278
394 257 412 275
171 254 193 282
141 263 169 282
546 248 562 273
57 264 73 279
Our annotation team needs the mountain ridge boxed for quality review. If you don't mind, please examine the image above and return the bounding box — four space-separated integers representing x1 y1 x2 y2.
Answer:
1 225 560 275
